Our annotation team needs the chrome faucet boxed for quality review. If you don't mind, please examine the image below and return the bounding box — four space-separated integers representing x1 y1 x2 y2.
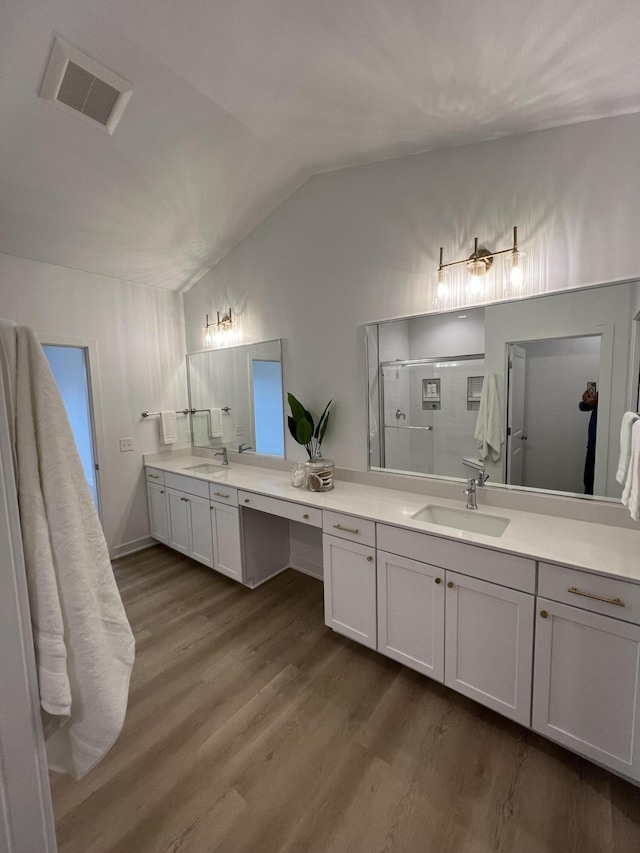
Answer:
238 443 252 453
464 477 478 510
212 447 229 465
462 457 489 486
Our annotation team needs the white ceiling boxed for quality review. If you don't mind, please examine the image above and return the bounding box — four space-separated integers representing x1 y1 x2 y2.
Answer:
1 0 639 291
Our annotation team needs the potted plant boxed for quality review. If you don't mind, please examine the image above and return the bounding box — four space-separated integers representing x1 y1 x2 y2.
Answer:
287 393 334 490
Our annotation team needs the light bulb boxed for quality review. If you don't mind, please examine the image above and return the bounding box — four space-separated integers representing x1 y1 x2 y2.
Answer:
509 251 525 287
432 267 449 303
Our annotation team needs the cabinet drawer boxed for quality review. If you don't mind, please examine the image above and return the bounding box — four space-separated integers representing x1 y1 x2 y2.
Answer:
323 510 375 547
238 491 322 527
145 467 165 485
165 472 210 499
539 563 640 625
377 524 535 593
209 484 238 507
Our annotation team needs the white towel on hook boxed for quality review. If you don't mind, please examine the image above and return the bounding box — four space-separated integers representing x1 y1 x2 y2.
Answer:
616 411 638 485
622 419 640 521
474 374 504 463
209 408 223 438
159 411 178 444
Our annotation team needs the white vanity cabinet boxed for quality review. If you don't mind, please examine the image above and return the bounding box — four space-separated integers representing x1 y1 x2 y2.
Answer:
146 480 169 544
377 550 445 681
322 512 377 650
376 524 535 726
532 563 640 782
166 488 214 568
209 493 243 582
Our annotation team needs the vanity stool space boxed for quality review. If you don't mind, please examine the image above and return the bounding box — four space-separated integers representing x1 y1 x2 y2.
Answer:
145 462 640 785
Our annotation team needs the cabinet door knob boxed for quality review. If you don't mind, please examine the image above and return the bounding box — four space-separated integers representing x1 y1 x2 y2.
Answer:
366 555 373 562
160 490 164 494
181 497 189 502
435 577 442 584
447 581 454 588
540 610 548 619
303 513 309 519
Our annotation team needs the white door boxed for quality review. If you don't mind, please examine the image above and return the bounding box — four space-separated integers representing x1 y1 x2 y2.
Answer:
444 571 534 726
377 550 445 681
506 344 526 485
167 489 191 556
211 503 243 581
533 599 640 782
188 493 214 568
147 482 168 544
323 535 377 649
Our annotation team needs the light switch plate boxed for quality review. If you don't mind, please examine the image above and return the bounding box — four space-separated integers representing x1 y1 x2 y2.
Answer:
119 438 134 452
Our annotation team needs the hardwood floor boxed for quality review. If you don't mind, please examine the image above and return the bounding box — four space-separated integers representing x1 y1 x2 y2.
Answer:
51 545 640 853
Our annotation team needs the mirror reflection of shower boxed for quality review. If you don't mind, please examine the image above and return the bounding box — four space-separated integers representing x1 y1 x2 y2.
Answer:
380 355 485 476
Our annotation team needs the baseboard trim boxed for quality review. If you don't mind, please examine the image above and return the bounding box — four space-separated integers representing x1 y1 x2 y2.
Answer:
289 557 323 581
111 536 156 561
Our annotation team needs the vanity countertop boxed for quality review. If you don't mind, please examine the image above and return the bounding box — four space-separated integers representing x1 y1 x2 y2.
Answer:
145 455 640 585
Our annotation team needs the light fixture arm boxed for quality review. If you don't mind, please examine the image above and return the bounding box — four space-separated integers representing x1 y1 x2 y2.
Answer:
438 226 520 271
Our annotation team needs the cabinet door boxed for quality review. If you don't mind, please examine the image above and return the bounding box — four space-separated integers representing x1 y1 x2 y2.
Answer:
166 489 191 556
377 550 445 681
211 502 243 582
147 482 168 544
188 493 214 569
533 598 640 782
445 570 534 726
323 534 377 650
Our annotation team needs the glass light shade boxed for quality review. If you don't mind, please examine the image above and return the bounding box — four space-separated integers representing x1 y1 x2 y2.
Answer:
204 324 214 346
432 267 450 304
509 251 525 287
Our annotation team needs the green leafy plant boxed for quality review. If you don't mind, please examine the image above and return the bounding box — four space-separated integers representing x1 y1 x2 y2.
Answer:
287 393 333 460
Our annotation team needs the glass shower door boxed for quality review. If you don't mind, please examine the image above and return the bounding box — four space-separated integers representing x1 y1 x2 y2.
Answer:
381 363 435 474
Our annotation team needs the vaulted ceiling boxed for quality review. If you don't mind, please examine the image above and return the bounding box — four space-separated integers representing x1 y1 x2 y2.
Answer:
1 0 639 291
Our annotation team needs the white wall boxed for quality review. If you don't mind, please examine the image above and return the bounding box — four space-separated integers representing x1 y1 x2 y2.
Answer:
0 252 188 557
183 113 640 479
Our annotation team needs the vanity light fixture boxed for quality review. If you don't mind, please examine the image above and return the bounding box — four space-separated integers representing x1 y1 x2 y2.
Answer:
204 309 235 346
434 227 525 298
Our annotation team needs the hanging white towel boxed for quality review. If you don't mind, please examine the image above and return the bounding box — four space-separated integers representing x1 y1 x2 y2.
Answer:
616 411 638 485
474 373 505 463
622 419 640 521
0 319 134 779
160 410 178 444
209 408 223 438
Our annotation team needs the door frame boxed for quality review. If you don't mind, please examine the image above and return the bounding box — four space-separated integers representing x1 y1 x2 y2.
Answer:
39 335 106 524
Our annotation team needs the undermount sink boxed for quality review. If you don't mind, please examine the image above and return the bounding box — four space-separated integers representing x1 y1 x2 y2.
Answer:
183 463 226 474
410 504 510 537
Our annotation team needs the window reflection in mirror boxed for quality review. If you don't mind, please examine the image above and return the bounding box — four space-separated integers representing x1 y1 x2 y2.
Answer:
367 281 640 500
188 339 285 458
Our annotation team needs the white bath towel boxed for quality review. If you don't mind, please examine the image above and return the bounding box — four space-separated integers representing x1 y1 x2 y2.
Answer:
622 419 640 521
0 319 134 779
616 411 638 485
159 410 178 444
474 374 505 463
209 408 223 438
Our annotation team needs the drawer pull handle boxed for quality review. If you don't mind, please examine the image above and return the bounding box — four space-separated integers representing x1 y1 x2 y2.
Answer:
214 492 229 498
447 581 454 589
540 610 548 619
333 524 359 535
181 497 189 502
303 514 309 519
244 499 250 503
366 556 373 562
148 473 160 479
568 586 625 607
435 577 442 585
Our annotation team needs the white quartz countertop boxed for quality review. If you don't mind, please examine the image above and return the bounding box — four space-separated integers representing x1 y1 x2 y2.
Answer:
146 455 640 584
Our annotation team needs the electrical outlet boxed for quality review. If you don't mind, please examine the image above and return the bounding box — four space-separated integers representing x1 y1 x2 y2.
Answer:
119 438 134 452
234 425 244 436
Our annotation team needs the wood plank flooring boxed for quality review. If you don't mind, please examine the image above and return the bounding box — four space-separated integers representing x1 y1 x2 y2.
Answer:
51 545 640 853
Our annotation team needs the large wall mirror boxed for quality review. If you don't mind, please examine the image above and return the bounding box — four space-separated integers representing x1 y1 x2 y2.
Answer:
188 339 285 457
367 281 640 500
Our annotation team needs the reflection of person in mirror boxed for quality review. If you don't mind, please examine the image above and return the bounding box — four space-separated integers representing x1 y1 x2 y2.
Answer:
579 387 598 494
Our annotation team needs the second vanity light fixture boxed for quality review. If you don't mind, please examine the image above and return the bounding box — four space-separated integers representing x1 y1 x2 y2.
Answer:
204 309 234 346
434 226 524 300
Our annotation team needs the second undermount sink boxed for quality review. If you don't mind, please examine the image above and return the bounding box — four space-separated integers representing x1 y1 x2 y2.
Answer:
411 504 510 537
184 463 227 474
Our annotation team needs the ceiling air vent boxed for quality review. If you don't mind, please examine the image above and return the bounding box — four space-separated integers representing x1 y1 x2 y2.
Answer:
40 37 133 134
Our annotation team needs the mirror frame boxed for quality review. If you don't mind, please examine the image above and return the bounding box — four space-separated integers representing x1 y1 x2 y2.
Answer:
365 279 640 504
